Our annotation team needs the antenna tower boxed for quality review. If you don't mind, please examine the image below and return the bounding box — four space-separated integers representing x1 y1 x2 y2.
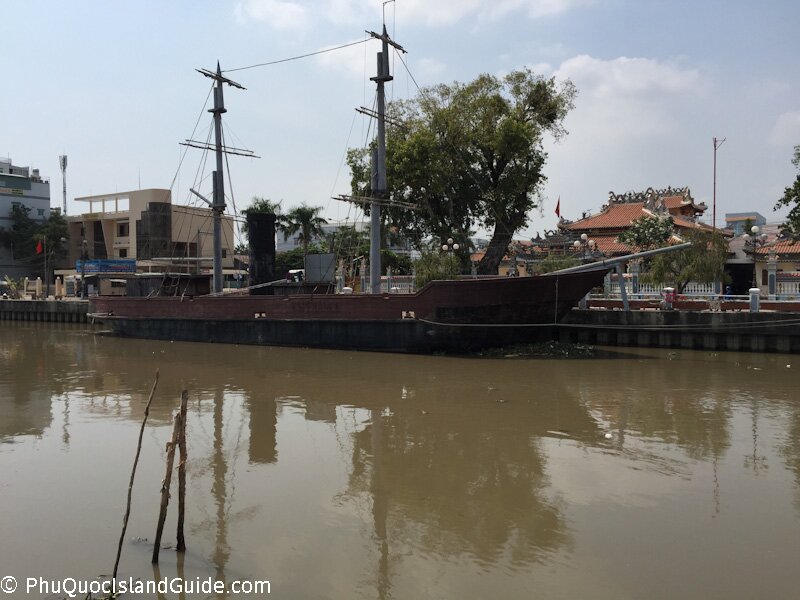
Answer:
59 155 68 215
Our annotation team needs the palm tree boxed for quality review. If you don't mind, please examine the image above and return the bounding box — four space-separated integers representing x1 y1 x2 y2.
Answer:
241 196 283 237
281 204 328 261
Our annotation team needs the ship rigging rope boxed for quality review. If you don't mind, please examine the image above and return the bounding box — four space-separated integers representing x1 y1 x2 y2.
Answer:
222 38 370 73
167 84 215 195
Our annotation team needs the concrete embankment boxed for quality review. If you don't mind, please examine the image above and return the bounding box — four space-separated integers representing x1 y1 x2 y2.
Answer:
560 309 800 353
0 300 91 324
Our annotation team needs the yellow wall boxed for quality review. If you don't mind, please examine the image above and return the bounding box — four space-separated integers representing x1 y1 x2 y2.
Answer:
66 189 234 270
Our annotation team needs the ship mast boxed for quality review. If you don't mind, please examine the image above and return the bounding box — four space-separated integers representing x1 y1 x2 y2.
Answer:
369 27 393 294
187 64 255 294
366 27 406 294
333 27 408 293
210 64 228 295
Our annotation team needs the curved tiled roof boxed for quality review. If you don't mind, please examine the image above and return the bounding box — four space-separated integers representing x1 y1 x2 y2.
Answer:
563 202 713 232
663 195 708 212
563 203 650 230
755 239 800 256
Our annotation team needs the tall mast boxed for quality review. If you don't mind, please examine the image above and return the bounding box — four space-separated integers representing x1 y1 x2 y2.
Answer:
189 64 252 294
369 26 393 294
332 28 408 290
207 65 225 293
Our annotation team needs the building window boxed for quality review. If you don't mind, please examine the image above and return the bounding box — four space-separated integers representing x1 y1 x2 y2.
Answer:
118 222 129 237
222 249 227 258
119 249 128 258
38 209 45 216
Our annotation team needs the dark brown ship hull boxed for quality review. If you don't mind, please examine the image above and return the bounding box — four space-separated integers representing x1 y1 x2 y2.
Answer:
89 270 607 353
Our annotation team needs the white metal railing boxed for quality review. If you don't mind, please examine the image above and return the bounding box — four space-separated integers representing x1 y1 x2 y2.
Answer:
606 281 716 297
361 275 416 294
777 281 800 297
383 275 415 293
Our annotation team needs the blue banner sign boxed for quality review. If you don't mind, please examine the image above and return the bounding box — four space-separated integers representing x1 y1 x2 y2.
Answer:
76 259 137 274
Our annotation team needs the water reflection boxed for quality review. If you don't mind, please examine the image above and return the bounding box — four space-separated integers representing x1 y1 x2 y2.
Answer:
247 395 277 464
0 326 55 440
347 403 572 596
2 323 800 598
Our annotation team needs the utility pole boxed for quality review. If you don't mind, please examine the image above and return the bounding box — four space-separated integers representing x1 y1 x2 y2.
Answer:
712 137 726 233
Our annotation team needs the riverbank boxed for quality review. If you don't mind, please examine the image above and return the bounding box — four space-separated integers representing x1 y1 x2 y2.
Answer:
560 308 800 353
0 299 91 323
3 299 799 353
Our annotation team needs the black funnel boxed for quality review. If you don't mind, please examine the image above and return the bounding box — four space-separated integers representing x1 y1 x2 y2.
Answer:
247 213 276 295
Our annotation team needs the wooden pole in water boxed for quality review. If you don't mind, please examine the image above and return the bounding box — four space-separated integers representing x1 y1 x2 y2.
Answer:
113 370 159 581
176 390 188 552
152 411 181 564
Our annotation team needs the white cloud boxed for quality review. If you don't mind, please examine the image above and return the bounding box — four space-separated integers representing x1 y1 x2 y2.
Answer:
535 54 708 233
769 111 800 146
234 0 311 31
492 0 594 19
314 37 378 79
557 55 699 98
414 58 447 82
554 55 701 139
235 0 594 29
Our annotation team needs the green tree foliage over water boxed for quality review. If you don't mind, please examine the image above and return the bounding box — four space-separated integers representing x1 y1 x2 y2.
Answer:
617 215 674 251
347 68 576 275
773 145 800 238
644 230 728 293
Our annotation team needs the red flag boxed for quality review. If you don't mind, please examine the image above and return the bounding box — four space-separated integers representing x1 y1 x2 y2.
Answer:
555 196 561 218
36 240 43 254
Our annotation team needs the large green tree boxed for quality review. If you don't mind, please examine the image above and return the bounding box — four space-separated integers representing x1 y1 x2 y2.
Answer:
617 215 674 251
644 230 728 293
281 204 328 261
347 68 576 275
0 206 68 275
773 145 800 238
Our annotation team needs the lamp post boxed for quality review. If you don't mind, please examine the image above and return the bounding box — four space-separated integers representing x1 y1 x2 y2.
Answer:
742 225 768 289
441 237 459 253
572 233 596 261
80 238 89 298
441 236 464 277
573 234 598 308
41 236 47 299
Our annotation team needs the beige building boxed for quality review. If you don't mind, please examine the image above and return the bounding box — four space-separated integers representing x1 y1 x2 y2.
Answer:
65 188 235 273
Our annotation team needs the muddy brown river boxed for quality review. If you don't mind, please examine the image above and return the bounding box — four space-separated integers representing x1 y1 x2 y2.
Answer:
1 322 799 598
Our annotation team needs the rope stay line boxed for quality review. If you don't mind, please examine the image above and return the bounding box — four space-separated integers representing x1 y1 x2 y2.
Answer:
223 38 371 73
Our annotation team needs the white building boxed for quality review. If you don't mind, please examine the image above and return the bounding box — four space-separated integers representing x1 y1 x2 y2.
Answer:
0 158 51 277
65 188 235 274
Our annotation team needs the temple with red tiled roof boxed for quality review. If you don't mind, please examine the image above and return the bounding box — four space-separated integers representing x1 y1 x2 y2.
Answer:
553 186 716 256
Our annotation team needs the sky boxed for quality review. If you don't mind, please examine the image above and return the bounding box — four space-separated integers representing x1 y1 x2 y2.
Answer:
2 0 799 242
